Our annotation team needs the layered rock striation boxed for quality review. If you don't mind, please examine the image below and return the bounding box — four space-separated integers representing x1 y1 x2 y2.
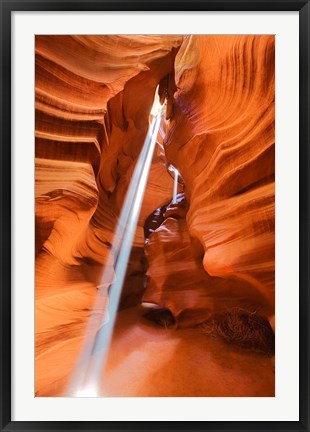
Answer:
35 35 275 396
159 35 275 326
35 35 182 394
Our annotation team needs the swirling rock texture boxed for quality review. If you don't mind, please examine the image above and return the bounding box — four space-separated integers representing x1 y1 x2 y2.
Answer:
35 35 181 395
144 193 273 330
35 35 275 397
161 35 275 326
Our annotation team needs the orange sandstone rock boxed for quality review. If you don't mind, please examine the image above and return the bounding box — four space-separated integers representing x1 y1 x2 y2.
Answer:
163 35 275 322
35 35 182 394
35 35 275 397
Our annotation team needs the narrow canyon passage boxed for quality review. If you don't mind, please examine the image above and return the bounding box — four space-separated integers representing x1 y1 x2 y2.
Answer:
35 35 275 397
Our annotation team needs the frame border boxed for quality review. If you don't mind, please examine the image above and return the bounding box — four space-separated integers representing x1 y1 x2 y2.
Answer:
1 1 309 431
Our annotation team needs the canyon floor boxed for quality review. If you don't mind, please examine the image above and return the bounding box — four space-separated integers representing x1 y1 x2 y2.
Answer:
36 304 275 397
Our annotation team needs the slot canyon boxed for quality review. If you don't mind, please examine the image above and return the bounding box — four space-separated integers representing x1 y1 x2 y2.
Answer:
35 34 275 397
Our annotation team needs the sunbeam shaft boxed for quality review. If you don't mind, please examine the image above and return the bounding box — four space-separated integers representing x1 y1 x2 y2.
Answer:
68 93 165 397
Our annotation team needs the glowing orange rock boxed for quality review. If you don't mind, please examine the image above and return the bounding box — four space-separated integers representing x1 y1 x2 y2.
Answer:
35 35 275 397
35 35 182 395
163 35 275 323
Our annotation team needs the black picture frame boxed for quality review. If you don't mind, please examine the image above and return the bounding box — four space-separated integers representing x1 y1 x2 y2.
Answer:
1 1 309 431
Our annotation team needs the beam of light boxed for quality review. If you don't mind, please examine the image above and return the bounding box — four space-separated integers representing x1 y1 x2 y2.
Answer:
172 168 179 203
74 386 99 398
67 89 165 397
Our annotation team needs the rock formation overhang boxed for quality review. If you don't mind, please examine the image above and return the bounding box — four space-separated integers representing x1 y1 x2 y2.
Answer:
35 34 275 396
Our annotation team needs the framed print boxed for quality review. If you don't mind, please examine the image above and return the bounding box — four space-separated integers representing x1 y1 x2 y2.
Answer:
1 1 309 431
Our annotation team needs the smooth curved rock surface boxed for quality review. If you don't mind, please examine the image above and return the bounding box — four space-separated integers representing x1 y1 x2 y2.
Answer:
143 195 272 328
163 35 275 323
35 35 182 394
35 35 275 397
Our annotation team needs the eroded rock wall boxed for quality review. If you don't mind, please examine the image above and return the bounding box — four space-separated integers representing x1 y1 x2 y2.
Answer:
35 35 275 396
146 35 275 326
35 35 182 394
